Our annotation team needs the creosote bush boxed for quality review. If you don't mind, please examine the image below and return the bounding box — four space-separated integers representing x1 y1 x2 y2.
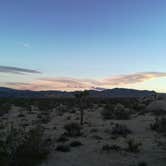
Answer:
150 117 166 134
125 138 142 153
0 103 11 117
0 125 50 166
138 162 148 166
129 161 148 166
101 103 131 120
102 144 121 152
64 122 82 137
111 123 132 137
70 140 82 147
56 134 69 143
56 144 70 152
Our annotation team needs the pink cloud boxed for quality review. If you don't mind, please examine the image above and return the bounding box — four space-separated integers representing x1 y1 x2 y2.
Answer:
5 72 166 91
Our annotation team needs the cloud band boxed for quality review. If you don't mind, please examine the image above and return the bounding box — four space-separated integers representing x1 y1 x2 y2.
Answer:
4 72 166 91
0 66 41 75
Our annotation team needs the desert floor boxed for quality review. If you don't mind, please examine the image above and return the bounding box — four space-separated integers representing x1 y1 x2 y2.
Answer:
0 102 166 166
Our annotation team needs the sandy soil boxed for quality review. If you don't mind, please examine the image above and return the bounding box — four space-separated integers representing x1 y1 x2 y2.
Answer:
0 104 166 166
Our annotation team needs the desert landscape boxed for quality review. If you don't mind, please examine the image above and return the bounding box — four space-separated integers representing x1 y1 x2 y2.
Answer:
0 89 166 166
1 1 166 166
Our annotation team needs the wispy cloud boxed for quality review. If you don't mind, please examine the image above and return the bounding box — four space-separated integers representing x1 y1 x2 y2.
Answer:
0 66 41 75
6 72 166 91
101 72 166 86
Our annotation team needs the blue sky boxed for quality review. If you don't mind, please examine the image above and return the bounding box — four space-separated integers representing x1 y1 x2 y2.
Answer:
1 0 166 91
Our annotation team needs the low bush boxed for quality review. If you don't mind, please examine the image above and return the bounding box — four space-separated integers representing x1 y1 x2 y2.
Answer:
0 125 50 166
64 122 82 137
111 123 132 137
102 144 121 152
70 140 82 147
56 134 69 143
101 103 131 120
125 138 142 153
150 117 166 134
56 144 70 152
0 103 11 117
138 162 147 166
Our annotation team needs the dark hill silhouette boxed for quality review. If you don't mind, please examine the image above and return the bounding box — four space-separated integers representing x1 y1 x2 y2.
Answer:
0 87 156 98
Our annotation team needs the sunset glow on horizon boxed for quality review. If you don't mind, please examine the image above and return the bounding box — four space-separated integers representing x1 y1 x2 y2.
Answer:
1 0 166 92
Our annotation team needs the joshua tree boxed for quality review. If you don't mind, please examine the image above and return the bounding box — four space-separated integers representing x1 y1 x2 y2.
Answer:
75 90 89 126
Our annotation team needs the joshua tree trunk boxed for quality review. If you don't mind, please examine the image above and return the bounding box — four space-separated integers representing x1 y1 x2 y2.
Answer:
79 97 84 126
80 108 84 125
75 90 89 126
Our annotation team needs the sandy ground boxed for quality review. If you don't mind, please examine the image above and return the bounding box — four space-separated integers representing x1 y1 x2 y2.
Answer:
0 105 166 166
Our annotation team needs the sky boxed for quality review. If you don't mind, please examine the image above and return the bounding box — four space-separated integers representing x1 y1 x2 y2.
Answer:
1 0 166 92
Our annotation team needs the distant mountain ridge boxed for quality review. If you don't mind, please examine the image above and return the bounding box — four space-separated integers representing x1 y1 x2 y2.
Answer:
0 87 157 98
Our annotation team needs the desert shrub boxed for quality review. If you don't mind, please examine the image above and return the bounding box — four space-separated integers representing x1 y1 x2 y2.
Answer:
36 99 54 112
138 162 147 166
113 103 131 120
56 134 69 143
91 135 103 140
150 117 166 134
102 144 121 152
17 113 25 118
70 109 76 114
101 103 131 120
0 125 50 166
133 102 146 111
125 138 142 153
152 109 166 116
102 144 112 152
66 116 71 120
12 127 50 166
101 109 113 120
111 123 132 137
101 104 114 120
130 162 148 166
70 140 82 147
40 115 50 124
0 103 11 117
90 128 98 133
57 104 68 115
56 144 70 152
37 111 51 124
64 122 82 137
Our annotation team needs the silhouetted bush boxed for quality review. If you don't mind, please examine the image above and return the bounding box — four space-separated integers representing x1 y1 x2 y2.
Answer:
102 144 121 152
150 117 166 134
101 103 131 120
138 161 147 166
64 122 82 137
56 144 70 152
56 134 69 143
91 135 103 140
125 138 142 153
101 104 114 120
111 123 132 137
70 140 82 147
0 125 50 166
0 103 11 117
